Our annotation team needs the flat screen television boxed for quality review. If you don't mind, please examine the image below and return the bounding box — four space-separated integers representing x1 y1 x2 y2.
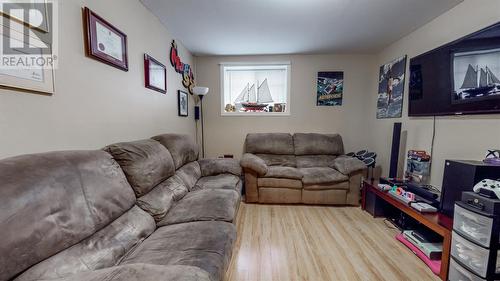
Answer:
409 22 500 116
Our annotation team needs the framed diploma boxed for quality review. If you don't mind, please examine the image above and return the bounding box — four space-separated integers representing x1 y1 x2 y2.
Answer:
83 7 128 71
144 54 166 93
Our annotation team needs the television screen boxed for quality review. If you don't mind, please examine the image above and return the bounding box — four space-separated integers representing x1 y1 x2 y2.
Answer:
409 22 500 116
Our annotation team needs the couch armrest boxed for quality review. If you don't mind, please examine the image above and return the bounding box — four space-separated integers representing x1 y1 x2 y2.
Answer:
198 158 242 177
240 153 268 176
346 171 364 206
332 156 366 175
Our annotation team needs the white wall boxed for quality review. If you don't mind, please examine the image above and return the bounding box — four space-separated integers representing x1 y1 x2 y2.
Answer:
195 54 377 159
0 0 195 159
369 0 500 188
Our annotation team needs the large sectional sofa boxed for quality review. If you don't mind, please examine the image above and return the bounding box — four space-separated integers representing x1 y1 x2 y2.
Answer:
240 133 366 205
0 134 241 281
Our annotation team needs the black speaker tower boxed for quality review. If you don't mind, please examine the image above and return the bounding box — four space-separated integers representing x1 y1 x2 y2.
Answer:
389 122 402 178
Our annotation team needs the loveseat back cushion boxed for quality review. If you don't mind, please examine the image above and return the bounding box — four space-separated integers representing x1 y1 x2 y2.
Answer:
16 206 155 281
174 161 201 190
296 155 337 168
137 177 189 222
245 133 294 155
105 139 175 197
293 133 344 156
256 154 296 167
152 134 199 169
0 151 136 281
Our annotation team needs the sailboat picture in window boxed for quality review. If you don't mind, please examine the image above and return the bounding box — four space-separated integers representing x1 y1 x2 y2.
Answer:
235 79 274 112
453 48 500 104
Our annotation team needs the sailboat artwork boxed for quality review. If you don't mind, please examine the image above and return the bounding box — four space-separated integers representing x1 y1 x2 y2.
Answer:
234 79 274 111
457 64 500 99
453 49 500 102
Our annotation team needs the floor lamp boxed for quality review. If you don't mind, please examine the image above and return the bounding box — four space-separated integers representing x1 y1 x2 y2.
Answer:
193 86 209 158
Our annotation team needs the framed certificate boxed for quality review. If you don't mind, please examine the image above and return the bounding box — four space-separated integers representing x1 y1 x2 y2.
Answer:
144 54 166 93
83 7 128 71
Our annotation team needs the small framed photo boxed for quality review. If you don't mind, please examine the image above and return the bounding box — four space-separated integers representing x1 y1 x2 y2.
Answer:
83 7 128 71
178 90 188 117
144 54 167 93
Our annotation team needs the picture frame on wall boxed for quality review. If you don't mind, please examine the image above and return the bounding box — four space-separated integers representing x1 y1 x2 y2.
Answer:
317 71 344 106
144 54 166 93
0 0 51 33
83 7 128 71
377 55 407 119
0 18 55 95
178 90 188 117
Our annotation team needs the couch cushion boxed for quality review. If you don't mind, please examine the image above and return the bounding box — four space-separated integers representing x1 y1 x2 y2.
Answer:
105 139 175 197
152 134 199 169
158 189 240 226
120 221 236 281
258 178 302 189
293 133 344 156
137 177 189 222
332 156 366 175
193 174 241 192
299 167 349 185
198 158 241 177
303 181 349 191
0 151 136 281
296 155 337 168
256 154 296 167
33 264 211 281
263 166 303 179
174 161 201 191
245 133 294 155
258 188 302 203
16 206 155 281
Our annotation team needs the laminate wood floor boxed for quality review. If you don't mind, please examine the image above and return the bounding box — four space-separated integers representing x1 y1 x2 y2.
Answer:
225 203 440 281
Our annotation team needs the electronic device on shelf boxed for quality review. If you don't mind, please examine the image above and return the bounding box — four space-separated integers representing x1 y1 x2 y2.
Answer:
440 160 500 218
403 230 443 260
377 184 392 191
484 149 500 165
405 182 440 201
410 202 438 213
473 179 500 199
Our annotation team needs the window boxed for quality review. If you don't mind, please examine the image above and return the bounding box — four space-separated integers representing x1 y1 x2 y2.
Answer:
221 63 290 115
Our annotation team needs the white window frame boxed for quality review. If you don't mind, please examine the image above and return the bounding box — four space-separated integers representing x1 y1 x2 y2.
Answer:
219 62 291 116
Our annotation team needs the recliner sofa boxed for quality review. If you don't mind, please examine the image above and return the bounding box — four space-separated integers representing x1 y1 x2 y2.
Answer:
0 134 241 281
240 133 366 205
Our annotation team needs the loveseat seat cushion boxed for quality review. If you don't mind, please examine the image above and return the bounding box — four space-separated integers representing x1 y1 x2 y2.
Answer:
198 158 241 177
33 264 211 281
0 151 136 281
174 161 201 190
262 166 303 179
256 154 296 167
299 167 349 185
257 178 302 189
137 177 189 222
158 189 240 226
245 133 294 155
193 174 242 192
296 155 337 168
120 221 236 281
332 156 366 175
16 206 155 281
105 139 175 197
293 133 344 156
152 134 199 169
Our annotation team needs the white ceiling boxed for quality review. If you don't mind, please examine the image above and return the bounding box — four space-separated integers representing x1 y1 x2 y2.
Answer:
140 0 463 56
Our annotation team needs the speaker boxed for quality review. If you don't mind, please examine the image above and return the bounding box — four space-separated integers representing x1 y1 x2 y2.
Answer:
440 160 500 217
194 106 200 120
389 122 402 178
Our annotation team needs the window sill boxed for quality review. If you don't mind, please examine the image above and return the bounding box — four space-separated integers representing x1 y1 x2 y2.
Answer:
220 112 291 117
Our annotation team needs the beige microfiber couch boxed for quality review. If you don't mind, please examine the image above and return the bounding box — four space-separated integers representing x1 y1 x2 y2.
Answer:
241 133 366 205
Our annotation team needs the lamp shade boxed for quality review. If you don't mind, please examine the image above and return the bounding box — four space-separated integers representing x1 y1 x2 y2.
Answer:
193 86 209 96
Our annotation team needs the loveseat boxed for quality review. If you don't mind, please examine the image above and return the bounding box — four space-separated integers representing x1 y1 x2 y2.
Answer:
0 134 241 281
240 133 366 205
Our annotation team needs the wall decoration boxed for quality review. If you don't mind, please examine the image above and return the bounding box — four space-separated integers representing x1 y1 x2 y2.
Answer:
144 54 166 94
377 55 407 119
178 90 188 117
84 7 128 71
170 40 194 94
317 71 344 106
0 0 50 32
